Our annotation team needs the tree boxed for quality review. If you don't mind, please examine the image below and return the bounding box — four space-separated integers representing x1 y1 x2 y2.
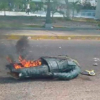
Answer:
45 0 52 28
70 1 81 18
65 0 70 19
39 2 44 10
35 1 44 11
51 0 60 18
82 2 96 10
30 1 36 12
13 0 25 11
0 0 9 16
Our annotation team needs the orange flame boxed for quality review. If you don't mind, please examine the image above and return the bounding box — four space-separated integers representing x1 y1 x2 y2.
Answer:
14 64 22 69
7 56 42 69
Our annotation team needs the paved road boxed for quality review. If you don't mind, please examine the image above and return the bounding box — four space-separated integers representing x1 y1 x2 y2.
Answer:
0 40 100 100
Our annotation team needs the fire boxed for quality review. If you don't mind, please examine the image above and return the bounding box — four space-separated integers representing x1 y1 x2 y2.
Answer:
7 56 42 69
14 64 22 69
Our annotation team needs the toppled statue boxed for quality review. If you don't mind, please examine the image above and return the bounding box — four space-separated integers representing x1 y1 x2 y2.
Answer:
6 55 81 80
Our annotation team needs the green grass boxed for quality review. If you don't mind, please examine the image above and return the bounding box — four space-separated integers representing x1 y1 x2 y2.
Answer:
0 23 22 28
72 17 99 23
24 24 43 28
0 16 99 29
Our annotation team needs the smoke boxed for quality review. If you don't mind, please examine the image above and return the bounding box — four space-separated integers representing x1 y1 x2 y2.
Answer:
15 36 30 58
0 38 32 72
0 36 33 64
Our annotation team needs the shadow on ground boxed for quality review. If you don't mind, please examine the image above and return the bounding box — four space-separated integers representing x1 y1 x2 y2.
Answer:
0 76 62 84
0 74 92 84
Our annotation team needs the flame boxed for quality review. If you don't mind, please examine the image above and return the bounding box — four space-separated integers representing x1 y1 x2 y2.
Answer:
7 56 42 69
14 64 22 69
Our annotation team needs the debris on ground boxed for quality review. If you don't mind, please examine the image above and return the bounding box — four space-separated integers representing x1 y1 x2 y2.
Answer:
93 63 98 66
59 47 61 49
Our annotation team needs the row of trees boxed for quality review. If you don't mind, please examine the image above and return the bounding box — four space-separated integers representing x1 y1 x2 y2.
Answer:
0 0 96 19
0 0 43 14
45 0 97 27
50 0 96 18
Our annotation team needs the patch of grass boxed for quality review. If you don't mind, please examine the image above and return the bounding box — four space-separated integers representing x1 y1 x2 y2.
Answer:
0 23 23 28
24 24 43 28
0 23 44 29
98 23 100 27
72 17 98 23
53 25 66 28
0 16 99 29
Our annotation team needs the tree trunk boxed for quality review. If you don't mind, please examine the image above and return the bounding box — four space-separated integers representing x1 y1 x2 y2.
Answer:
65 0 70 19
45 0 52 28
4 9 6 16
72 8 74 18
45 0 51 24
52 14 53 18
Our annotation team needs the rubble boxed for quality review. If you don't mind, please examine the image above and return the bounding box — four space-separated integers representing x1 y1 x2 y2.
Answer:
93 63 98 66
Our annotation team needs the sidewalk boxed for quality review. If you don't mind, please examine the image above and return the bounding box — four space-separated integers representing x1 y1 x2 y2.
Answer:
0 29 100 40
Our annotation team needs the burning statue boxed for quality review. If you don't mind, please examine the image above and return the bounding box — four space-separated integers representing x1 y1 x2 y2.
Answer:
5 37 95 80
6 55 81 80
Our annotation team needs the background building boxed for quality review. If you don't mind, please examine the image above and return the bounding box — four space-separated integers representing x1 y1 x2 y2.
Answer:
81 0 97 6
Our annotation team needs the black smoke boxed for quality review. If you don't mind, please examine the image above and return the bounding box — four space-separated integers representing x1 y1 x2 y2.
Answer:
15 36 30 58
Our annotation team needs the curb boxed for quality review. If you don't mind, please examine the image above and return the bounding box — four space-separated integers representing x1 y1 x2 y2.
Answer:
1 34 100 40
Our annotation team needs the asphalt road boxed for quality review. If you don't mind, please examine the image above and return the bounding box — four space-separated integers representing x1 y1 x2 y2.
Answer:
0 40 100 100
